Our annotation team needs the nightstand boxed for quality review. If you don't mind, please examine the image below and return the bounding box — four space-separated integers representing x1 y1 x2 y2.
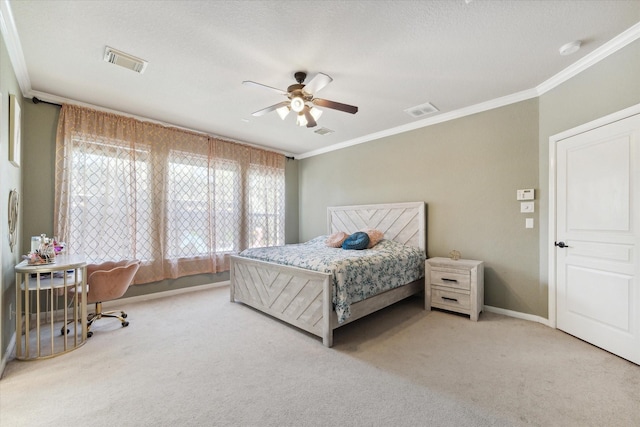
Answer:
426 257 484 321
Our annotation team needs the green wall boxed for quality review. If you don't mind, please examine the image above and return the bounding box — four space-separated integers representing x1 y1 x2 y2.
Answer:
21 101 57 250
298 38 640 319
537 38 640 316
1 31 23 365
299 99 542 316
285 158 299 244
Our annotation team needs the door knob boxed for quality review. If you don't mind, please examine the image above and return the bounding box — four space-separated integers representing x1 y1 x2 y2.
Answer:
554 241 570 248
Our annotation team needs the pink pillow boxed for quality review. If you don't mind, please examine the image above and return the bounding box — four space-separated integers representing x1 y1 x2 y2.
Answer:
326 231 349 248
362 229 384 248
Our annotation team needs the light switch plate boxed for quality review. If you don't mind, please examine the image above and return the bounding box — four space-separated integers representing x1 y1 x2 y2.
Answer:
520 201 534 213
517 189 535 200
526 218 534 228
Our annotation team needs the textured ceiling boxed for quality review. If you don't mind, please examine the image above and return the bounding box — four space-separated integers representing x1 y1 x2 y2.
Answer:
4 0 640 157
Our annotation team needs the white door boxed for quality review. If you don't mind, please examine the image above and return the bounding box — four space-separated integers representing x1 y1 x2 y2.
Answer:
556 113 640 365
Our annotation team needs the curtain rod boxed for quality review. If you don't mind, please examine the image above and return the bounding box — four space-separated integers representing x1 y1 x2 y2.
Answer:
32 97 62 107
31 96 297 160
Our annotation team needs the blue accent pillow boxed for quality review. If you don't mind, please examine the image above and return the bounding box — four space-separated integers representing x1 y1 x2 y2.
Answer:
342 232 370 250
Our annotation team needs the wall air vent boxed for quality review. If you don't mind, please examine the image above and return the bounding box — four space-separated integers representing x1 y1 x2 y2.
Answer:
404 102 439 118
104 46 148 74
314 127 334 135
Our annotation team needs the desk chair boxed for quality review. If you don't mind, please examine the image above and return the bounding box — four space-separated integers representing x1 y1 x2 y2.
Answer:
64 259 140 337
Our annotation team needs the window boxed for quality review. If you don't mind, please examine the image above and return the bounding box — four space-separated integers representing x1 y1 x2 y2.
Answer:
166 149 213 259
247 164 285 248
55 105 285 283
67 139 153 262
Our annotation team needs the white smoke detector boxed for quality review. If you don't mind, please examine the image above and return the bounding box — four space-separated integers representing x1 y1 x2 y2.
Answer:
559 40 581 56
104 46 148 74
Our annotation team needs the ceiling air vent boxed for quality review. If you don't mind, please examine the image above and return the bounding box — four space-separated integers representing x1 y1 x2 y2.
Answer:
314 127 334 135
404 102 439 118
104 46 148 74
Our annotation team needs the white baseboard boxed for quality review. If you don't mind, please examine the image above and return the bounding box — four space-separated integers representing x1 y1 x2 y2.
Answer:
102 280 230 309
1 332 17 379
109 286 552 329
483 305 552 327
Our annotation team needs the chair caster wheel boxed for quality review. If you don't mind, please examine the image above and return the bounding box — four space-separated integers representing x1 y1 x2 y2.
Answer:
122 321 129 327
121 313 128 319
87 331 93 338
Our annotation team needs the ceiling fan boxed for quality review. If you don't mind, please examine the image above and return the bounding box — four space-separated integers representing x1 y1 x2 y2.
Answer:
243 71 358 128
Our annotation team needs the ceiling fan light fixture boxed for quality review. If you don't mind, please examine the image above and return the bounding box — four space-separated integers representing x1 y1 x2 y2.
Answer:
276 105 290 120
296 113 308 127
310 107 323 121
290 96 305 113
245 71 358 129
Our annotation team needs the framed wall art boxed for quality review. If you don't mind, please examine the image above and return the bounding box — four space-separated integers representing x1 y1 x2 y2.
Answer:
9 94 21 168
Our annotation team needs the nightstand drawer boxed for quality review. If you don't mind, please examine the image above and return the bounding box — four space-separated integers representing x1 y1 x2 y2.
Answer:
431 288 471 310
430 270 470 290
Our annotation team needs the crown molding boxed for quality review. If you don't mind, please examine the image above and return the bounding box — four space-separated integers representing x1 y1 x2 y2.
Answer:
0 0 32 96
3 0 638 161
297 88 539 159
298 22 640 160
536 21 640 96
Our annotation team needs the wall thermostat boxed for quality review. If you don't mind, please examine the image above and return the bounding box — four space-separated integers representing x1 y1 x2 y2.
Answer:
517 189 535 200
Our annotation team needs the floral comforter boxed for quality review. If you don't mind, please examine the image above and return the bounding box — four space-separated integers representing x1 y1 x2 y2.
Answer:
238 236 425 323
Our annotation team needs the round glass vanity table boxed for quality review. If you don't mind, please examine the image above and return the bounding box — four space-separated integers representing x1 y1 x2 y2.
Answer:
14 254 87 360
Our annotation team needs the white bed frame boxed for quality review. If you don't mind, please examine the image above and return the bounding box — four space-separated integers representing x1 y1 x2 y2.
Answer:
230 202 426 347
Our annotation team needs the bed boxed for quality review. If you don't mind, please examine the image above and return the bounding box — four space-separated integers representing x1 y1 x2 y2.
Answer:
230 202 426 347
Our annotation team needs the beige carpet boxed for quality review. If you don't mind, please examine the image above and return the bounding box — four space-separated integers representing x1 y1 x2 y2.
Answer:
1 285 638 427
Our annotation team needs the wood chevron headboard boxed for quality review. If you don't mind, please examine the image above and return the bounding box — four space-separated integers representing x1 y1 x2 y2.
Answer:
327 202 426 251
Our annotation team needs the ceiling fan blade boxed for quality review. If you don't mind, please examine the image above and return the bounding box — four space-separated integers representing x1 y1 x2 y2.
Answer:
303 108 317 128
312 98 358 114
251 101 290 117
242 80 288 96
303 72 333 95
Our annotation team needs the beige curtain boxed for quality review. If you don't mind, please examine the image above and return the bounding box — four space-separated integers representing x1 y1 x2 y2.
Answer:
54 104 285 284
